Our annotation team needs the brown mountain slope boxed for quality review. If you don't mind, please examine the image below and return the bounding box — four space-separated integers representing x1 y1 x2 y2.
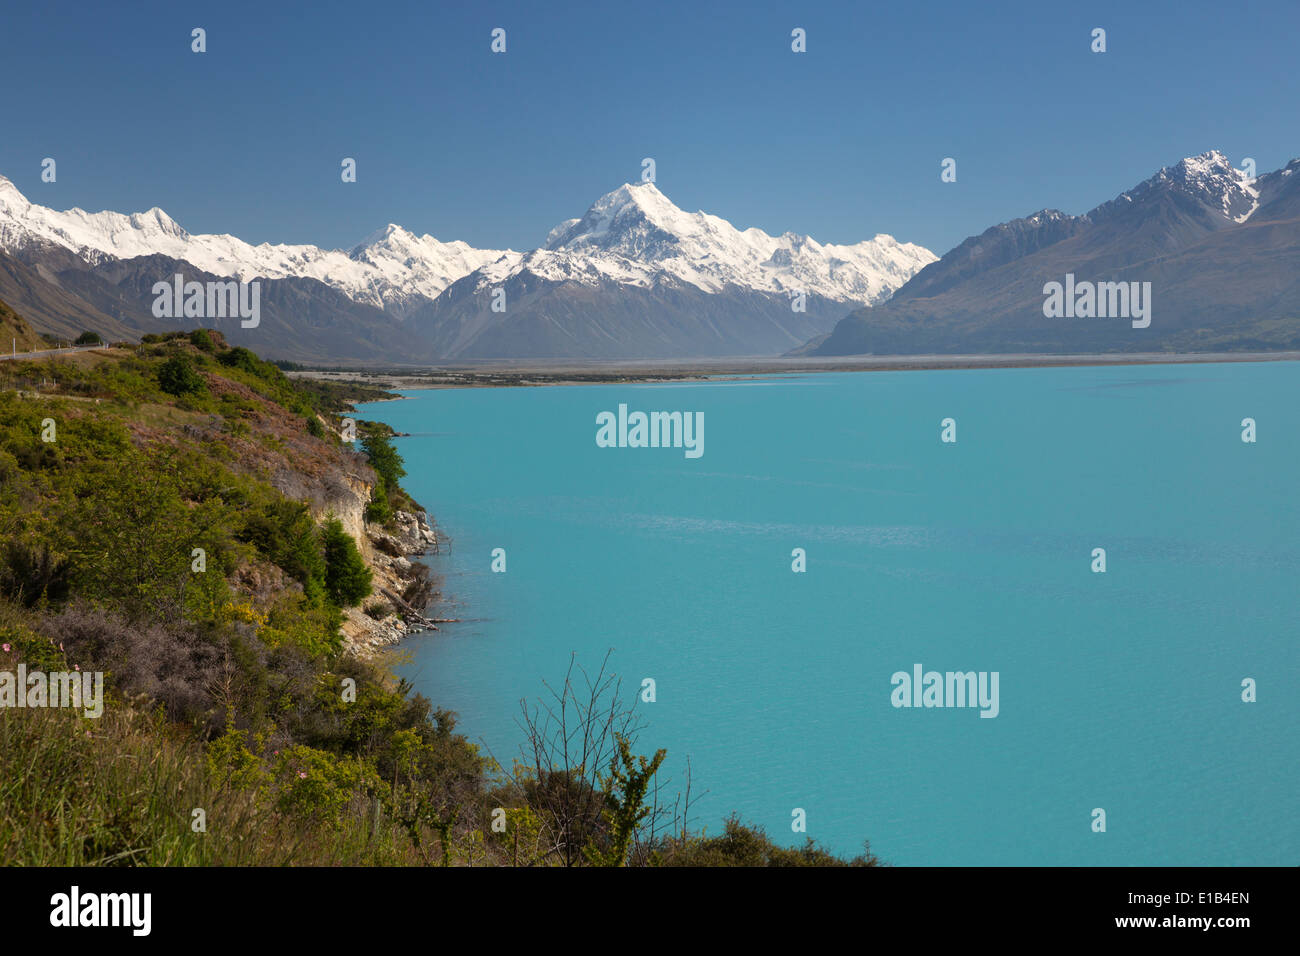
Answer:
0 296 44 352
0 248 133 342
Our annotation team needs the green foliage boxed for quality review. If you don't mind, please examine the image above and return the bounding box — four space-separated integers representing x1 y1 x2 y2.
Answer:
261 592 343 658
218 346 263 376
0 540 72 608
0 617 66 671
321 517 371 608
59 451 232 619
74 330 102 345
306 415 325 438
273 745 379 827
141 331 189 345
0 701 409 866
655 815 880 867
189 329 215 352
206 718 270 792
239 499 327 603
365 477 393 525
360 430 406 489
584 734 667 866
157 355 206 396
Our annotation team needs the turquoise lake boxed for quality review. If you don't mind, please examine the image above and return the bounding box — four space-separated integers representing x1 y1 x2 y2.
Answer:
355 361 1299 866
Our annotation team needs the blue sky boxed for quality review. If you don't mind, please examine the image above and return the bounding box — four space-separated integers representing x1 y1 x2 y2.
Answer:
3 0 1297 257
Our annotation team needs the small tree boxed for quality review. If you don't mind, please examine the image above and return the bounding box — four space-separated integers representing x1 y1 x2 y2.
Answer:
238 499 327 604
584 734 666 867
360 430 405 489
157 356 206 396
74 330 102 346
320 517 371 607
365 477 393 525
490 651 687 867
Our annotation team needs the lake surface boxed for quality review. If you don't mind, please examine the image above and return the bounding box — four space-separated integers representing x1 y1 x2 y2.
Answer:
355 361 1299 865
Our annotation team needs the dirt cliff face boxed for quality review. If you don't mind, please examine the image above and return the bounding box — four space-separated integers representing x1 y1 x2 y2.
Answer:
282 464 375 558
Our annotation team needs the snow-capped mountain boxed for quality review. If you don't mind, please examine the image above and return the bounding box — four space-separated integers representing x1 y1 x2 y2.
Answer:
808 149 1300 357
0 176 929 316
1087 149 1262 226
0 173 935 360
399 182 937 358
0 175 510 313
467 182 934 305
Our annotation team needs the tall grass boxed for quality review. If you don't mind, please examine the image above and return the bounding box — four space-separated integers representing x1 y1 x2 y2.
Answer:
0 703 424 866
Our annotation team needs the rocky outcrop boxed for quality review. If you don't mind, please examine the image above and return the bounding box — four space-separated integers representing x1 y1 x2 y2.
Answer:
195 371 440 658
340 508 440 658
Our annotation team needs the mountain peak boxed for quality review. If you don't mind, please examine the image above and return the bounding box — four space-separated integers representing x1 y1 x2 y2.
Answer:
1176 149 1232 174
520 180 936 303
354 223 412 250
545 181 686 250
127 206 187 238
601 180 669 207
1088 148 1260 225
0 174 29 208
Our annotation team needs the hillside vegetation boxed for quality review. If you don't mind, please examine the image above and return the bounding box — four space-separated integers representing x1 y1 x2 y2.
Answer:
0 309 879 866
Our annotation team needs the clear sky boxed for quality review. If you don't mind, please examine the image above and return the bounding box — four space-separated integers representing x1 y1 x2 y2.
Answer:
3 0 1297 257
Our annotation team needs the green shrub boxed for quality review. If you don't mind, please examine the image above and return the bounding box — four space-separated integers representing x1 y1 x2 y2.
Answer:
157 356 206 396
273 745 378 827
261 592 342 658
239 499 327 603
363 599 391 620
360 430 406 489
365 478 393 525
321 518 371 608
218 346 264 377
0 618 66 671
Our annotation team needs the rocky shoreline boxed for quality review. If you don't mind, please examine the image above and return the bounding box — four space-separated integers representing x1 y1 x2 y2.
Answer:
341 507 442 656
270 411 447 658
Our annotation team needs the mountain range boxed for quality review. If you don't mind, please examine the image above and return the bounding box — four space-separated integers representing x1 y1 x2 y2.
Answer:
0 176 933 362
4 150 1295 363
805 150 1300 356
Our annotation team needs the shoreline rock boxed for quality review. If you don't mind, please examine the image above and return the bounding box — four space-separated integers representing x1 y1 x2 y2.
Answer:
342 508 441 658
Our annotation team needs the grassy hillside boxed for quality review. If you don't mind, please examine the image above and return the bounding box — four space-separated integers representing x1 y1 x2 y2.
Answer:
0 319 878 866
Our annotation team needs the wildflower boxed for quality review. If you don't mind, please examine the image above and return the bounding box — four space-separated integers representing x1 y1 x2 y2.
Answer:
1 643 9 652
298 771 307 779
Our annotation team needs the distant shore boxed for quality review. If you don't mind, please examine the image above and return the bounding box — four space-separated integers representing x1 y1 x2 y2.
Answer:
289 350 1300 391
